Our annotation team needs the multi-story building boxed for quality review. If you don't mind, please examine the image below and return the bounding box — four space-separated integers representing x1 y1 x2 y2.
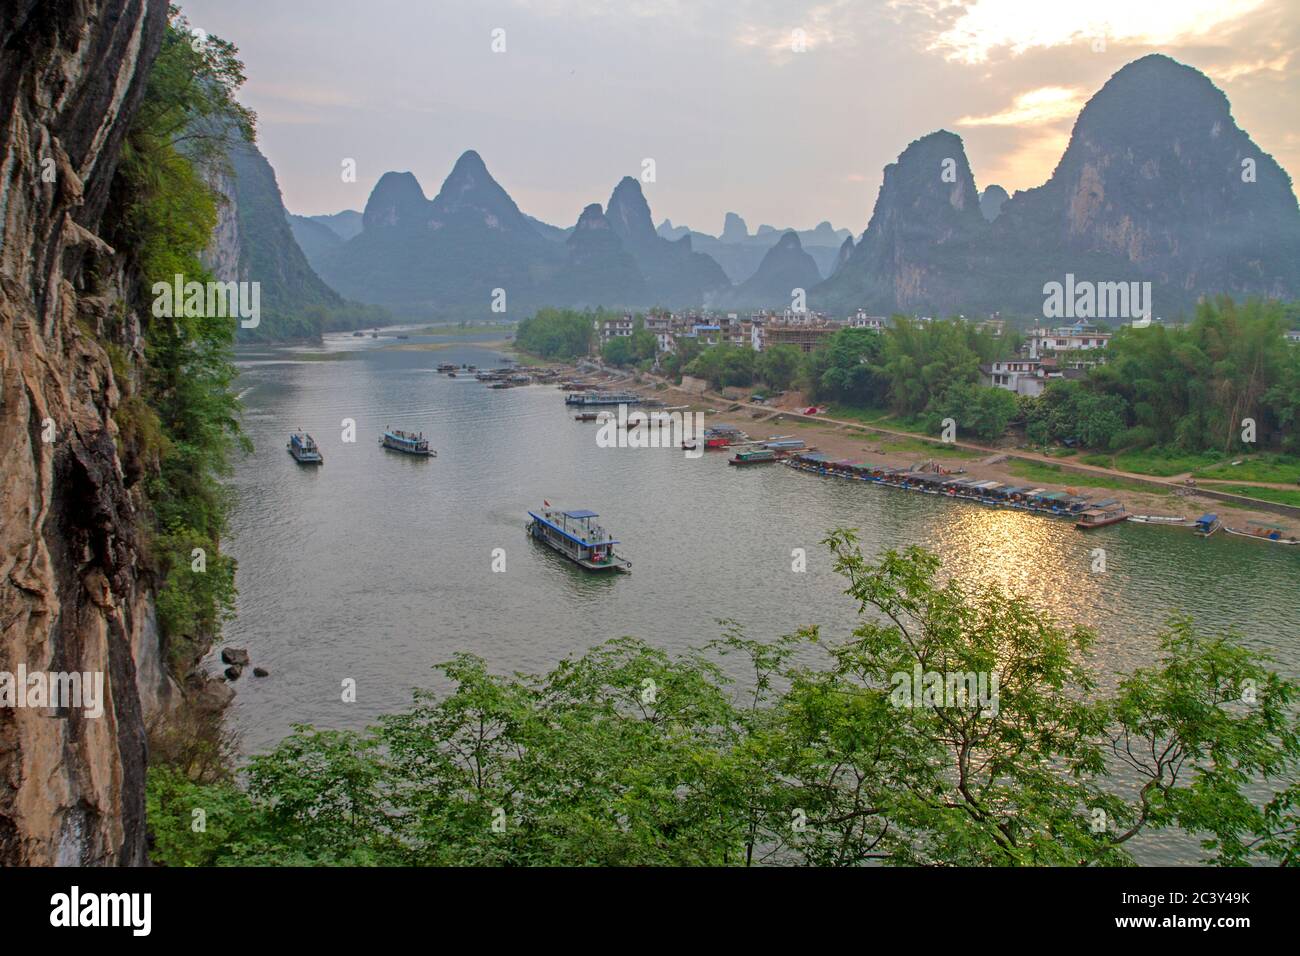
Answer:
764 322 838 353
981 357 1084 397
594 314 634 345
644 313 675 352
981 358 1044 397
687 324 722 346
1026 323 1112 357
847 311 887 332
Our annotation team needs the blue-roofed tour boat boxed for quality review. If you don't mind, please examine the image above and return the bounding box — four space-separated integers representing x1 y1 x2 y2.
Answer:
287 432 323 465
380 429 436 457
527 507 631 572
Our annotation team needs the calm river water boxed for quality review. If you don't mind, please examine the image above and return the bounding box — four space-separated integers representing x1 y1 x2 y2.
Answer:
223 330 1300 863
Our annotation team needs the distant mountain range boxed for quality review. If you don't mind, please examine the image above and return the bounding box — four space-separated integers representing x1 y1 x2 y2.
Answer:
272 53 1298 326
655 215 852 283
291 152 845 317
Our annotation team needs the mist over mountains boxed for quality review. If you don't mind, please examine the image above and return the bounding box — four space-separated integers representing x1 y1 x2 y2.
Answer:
269 54 1299 326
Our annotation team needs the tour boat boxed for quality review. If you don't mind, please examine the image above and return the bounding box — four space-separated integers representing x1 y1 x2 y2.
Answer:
379 429 435 457
287 432 323 465
437 363 457 372
1075 500 1128 530
1224 526 1300 545
526 508 631 573
729 449 779 466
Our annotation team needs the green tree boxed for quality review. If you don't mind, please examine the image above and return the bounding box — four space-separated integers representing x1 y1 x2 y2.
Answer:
601 335 635 367
514 308 595 359
925 382 1018 442
147 536 1300 867
756 344 802 391
106 9 251 657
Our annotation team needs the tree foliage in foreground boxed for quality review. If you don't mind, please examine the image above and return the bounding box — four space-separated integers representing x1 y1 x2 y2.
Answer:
148 536 1300 866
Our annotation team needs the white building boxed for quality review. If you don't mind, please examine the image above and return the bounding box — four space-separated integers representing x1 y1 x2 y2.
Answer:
1026 323 1112 358
847 311 887 332
982 359 1045 397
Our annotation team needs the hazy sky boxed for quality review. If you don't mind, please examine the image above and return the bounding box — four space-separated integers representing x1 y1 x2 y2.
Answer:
180 0 1300 235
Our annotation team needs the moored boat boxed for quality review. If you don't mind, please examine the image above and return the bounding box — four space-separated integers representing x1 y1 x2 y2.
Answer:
729 449 779 466
1075 500 1128 530
379 429 436 457
287 432 323 465
1129 514 1190 524
526 507 631 572
1224 526 1300 545
1194 513 1221 537
565 390 643 406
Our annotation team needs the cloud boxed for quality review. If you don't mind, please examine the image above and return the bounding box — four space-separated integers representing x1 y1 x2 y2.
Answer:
928 0 1266 64
958 86 1085 126
732 2 859 63
252 82 366 110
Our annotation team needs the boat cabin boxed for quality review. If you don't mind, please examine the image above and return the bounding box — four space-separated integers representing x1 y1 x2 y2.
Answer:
527 509 630 572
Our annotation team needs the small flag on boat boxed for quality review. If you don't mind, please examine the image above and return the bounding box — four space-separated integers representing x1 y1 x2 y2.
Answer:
543 499 550 507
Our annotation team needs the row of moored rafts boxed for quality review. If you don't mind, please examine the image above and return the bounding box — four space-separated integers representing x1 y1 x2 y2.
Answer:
781 453 1298 542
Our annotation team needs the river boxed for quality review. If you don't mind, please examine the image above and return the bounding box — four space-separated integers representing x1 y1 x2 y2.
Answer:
222 330 1300 863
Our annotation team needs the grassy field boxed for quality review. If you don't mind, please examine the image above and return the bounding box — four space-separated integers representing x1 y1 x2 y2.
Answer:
823 404 895 425
1192 454 1300 484
1202 484 1300 508
876 436 983 459
1111 448 1224 477
823 404 934 435
1006 459 1169 495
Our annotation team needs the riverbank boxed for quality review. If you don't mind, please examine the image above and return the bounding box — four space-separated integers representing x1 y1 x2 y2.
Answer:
579 367 1300 538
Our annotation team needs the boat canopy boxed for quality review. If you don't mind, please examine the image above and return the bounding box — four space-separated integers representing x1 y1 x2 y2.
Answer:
1091 498 1120 509
529 511 617 547
563 509 599 519
1196 513 1218 524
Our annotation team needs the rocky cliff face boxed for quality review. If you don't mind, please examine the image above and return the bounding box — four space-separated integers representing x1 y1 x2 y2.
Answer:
605 176 730 304
559 202 645 307
818 56 1300 315
996 54 1300 305
818 130 986 312
0 0 170 865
